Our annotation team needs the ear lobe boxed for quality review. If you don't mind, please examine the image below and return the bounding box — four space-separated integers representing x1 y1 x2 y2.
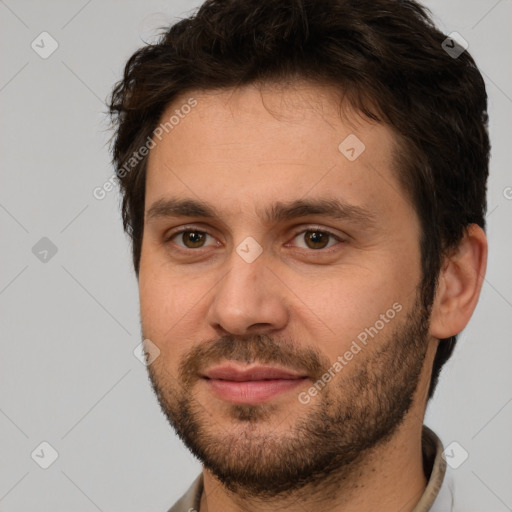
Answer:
429 224 487 339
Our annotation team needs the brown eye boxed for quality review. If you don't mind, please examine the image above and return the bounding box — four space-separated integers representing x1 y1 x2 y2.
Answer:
181 231 206 248
304 231 330 249
291 228 341 250
168 229 215 249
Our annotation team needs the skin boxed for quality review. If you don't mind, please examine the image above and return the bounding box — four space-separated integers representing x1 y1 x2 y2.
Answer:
138 82 487 512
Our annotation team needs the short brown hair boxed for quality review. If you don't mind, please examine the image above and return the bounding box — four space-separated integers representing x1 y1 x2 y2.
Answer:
108 0 490 400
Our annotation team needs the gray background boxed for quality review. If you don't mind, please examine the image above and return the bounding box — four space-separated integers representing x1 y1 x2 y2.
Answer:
0 0 511 510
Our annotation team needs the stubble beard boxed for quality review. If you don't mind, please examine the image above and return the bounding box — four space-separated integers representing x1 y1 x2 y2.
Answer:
145 295 431 500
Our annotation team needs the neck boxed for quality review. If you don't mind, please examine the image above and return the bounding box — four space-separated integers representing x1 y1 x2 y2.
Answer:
200 414 428 512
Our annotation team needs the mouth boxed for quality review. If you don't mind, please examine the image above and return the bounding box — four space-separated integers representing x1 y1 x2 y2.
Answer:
200 364 309 405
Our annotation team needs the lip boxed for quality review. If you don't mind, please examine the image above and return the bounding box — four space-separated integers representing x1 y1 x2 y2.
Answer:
201 364 309 404
203 364 307 381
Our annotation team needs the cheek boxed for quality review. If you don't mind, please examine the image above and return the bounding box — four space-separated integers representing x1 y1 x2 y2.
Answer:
139 281 186 374
140 273 190 337
139 251 183 345
138 256 212 368
294 266 408 360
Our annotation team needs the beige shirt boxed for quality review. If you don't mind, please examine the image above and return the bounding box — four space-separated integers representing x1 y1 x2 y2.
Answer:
167 425 453 512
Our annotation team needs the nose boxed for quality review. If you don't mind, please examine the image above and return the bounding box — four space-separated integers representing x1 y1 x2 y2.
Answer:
206 247 289 337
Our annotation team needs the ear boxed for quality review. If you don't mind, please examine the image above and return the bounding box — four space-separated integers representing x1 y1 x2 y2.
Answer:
429 224 488 339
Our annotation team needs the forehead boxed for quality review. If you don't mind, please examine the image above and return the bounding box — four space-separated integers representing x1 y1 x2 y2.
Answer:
144 83 410 226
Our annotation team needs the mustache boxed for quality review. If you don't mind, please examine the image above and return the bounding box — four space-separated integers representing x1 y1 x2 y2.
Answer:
178 333 330 386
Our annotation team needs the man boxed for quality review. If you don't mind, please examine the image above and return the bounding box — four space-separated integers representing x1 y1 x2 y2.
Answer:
108 0 489 510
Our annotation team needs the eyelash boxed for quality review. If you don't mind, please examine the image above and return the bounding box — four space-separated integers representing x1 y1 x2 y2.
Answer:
165 225 344 253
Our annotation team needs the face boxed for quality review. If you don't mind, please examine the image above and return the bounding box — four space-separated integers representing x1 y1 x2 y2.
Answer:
139 82 433 498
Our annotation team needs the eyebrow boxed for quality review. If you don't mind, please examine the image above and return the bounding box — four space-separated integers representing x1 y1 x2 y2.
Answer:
146 196 378 229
